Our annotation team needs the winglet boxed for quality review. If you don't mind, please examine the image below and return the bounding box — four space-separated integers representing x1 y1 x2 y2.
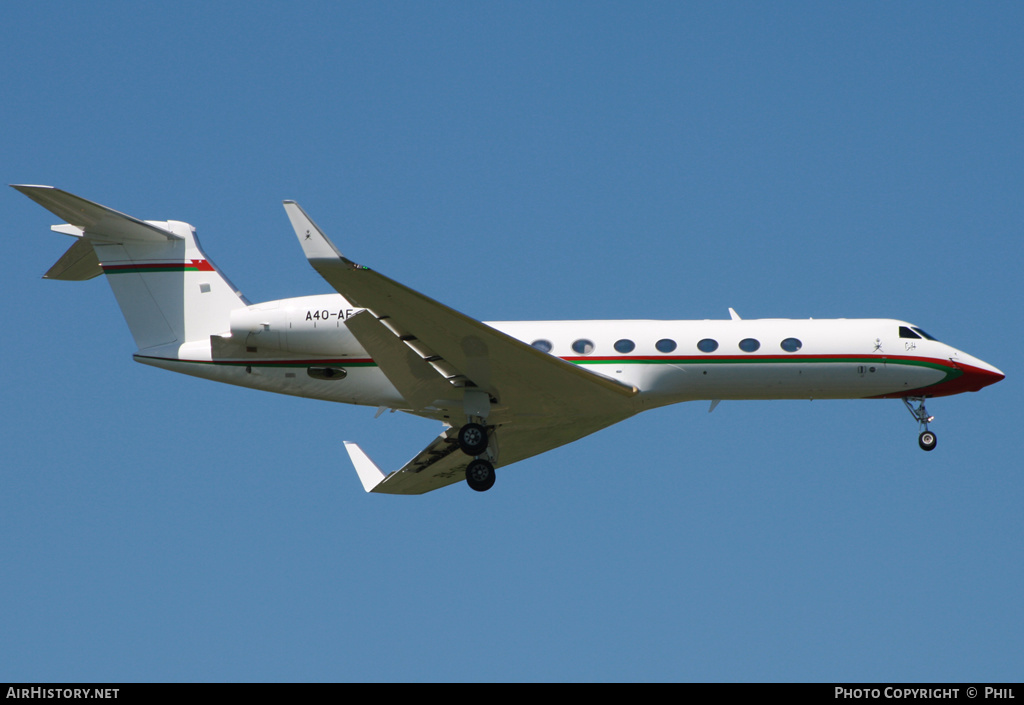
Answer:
728 307 741 320
343 441 387 493
282 200 345 261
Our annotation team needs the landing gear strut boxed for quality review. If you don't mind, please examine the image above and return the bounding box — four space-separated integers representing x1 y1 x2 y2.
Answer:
458 390 497 491
903 396 937 452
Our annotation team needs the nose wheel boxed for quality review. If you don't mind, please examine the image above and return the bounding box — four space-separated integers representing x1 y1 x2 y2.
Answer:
904 397 937 452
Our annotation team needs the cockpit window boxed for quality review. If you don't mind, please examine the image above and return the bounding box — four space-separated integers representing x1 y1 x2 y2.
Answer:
912 327 937 341
899 326 921 339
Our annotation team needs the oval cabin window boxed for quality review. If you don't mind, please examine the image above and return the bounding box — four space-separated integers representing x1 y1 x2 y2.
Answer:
572 339 595 355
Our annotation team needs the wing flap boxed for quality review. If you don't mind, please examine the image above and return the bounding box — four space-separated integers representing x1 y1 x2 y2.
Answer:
344 310 456 411
319 259 639 408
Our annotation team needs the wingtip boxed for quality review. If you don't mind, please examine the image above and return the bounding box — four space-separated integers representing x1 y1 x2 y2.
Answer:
282 199 344 261
11 184 55 193
343 441 387 493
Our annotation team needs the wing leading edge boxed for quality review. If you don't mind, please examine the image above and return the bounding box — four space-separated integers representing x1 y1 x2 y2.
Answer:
282 200 640 494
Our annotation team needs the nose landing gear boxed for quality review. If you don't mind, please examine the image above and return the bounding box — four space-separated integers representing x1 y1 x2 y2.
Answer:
903 396 937 451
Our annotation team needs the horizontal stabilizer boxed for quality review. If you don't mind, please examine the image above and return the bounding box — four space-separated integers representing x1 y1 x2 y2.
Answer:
12 185 182 243
43 237 102 280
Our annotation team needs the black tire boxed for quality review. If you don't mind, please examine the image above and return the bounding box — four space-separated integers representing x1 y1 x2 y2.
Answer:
465 459 496 492
919 431 937 452
458 423 489 456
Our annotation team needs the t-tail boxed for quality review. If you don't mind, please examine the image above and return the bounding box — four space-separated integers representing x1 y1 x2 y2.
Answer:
14 185 248 356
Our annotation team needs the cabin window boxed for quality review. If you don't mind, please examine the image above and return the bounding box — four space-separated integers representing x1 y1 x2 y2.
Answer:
531 339 553 353
696 338 718 353
780 337 802 352
739 338 760 353
572 339 595 355
614 339 636 354
655 338 677 353
899 326 921 339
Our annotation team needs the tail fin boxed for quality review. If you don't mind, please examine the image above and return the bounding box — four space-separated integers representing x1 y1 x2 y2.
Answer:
15 185 248 353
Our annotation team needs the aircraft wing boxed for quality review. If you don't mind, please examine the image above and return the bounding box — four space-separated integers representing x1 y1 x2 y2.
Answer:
283 201 638 418
282 200 641 494
347 413 633 495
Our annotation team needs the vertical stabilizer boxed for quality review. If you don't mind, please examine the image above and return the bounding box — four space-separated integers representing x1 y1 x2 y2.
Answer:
15 185 248 353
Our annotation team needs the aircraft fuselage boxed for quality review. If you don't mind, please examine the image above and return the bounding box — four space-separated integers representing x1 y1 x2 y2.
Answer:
135 293 1003 420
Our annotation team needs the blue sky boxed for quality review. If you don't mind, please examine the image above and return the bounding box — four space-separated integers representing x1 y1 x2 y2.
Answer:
2 2 1021 682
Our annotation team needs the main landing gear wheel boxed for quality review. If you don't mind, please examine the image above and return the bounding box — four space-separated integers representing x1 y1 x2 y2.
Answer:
919 431 937 452
466 459 496 492
458 423 489 456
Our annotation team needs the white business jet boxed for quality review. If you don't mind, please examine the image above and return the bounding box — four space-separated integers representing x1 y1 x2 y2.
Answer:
15 186 1004 494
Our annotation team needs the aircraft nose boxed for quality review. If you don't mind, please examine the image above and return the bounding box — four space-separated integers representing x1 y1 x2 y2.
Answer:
959 358 1005 392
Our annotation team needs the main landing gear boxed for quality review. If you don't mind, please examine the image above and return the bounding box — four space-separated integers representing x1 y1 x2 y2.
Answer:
466 458 496 492
457 423 489 456
903 396 937 452
458 421 496 492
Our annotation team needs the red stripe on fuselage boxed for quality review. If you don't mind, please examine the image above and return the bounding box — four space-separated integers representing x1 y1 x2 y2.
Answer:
870 361 1004 398
566 352 1001 399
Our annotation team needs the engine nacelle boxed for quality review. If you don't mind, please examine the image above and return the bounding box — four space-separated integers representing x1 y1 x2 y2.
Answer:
228 294 365 357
